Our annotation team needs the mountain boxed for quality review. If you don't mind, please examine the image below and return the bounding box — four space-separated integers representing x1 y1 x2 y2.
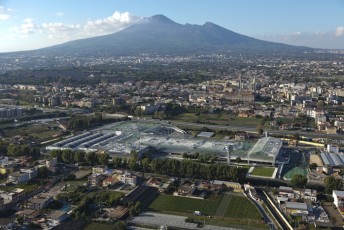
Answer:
11 14 311 56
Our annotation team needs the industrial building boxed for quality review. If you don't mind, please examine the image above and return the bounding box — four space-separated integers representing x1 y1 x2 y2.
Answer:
46 121 283 165
320 152 344 167
246 137 283 165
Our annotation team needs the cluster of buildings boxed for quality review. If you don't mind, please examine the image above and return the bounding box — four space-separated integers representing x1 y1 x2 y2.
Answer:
274 186 331 226
0 106 23 119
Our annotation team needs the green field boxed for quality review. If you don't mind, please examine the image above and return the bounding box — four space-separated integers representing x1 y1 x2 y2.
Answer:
215 194 232 216
149 194 265 229
224 195 262 219
3 123 62 141
149 194 261 219
149 194 222 215
251 167 275 177
85 223 116 230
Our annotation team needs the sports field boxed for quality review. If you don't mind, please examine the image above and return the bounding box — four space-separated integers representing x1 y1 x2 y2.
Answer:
251 167 275 177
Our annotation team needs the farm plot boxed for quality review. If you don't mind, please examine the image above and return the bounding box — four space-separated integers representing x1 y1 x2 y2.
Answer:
215 194 232 216
149 194 222 216
224 195 262 219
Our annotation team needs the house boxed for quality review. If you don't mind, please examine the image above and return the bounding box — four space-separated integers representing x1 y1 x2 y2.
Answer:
284 202 313 218
26 194 53 210
119 172 137 186
213 180 242 193
278 186 294 198
20 168 38 179
88 174 106 187
175 184 195 196
15 209 40 220
8 171 30 184
0 188 25 203
303 189 317 202
102 176 117 187
333 190 344 215
47 210 68 224
92 165 108 174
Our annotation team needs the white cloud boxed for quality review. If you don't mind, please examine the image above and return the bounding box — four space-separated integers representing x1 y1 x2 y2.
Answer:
56 12 64 17
42 22 80 34
335 27 344 37
10 18 38 35
83 11 141 36
3 11 142 51
0 5 11 21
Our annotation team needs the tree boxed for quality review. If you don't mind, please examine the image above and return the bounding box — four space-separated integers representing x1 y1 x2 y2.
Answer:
97 153 109 165
309 163 317 170
235 157 241 165
324 176 343 194
290 174 308 188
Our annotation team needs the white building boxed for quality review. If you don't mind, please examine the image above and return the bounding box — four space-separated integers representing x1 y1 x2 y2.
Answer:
327 144 339 154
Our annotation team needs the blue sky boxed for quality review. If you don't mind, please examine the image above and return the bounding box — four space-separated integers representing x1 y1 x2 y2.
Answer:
0 0 344 52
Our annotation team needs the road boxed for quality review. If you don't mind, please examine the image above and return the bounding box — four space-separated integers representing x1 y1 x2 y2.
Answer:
256 188 292 230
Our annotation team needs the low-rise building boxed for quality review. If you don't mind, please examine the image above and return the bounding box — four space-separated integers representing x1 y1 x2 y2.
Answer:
119 172 137 186
92 165 108 174
333 190 344 213
88 174 106 187
47 210 68 224
26 194 53 210
284 202 313 218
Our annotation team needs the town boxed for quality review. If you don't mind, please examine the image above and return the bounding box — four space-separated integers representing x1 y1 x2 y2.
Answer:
0 52 343 230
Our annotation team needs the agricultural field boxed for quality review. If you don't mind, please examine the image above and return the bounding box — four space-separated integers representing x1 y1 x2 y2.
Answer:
2 122 63 142
173 113 263 128
85 223 117 230
224 195 262 219
149 193 266 229
251 167 275 177
149 194 222 215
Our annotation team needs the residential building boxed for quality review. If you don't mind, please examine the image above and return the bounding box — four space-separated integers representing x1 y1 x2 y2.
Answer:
26 194 53 210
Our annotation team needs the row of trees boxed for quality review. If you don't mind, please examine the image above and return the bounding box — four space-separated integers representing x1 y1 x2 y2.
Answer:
0 141 40 159
114 151 246 182
50 149 109 165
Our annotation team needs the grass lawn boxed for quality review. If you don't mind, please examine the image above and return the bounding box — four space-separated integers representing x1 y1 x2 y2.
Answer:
149 194 222 215
251 167 275 177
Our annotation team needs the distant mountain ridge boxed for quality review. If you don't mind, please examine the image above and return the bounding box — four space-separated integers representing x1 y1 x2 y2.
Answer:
6 14 312 56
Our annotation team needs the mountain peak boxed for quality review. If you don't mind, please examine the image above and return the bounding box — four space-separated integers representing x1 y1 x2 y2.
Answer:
149 14 176 24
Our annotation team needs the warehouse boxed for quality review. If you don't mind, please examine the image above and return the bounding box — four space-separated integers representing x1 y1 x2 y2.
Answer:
320 152 344 167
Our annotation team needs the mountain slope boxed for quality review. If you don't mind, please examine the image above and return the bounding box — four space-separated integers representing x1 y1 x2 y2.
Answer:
18 14 311 56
